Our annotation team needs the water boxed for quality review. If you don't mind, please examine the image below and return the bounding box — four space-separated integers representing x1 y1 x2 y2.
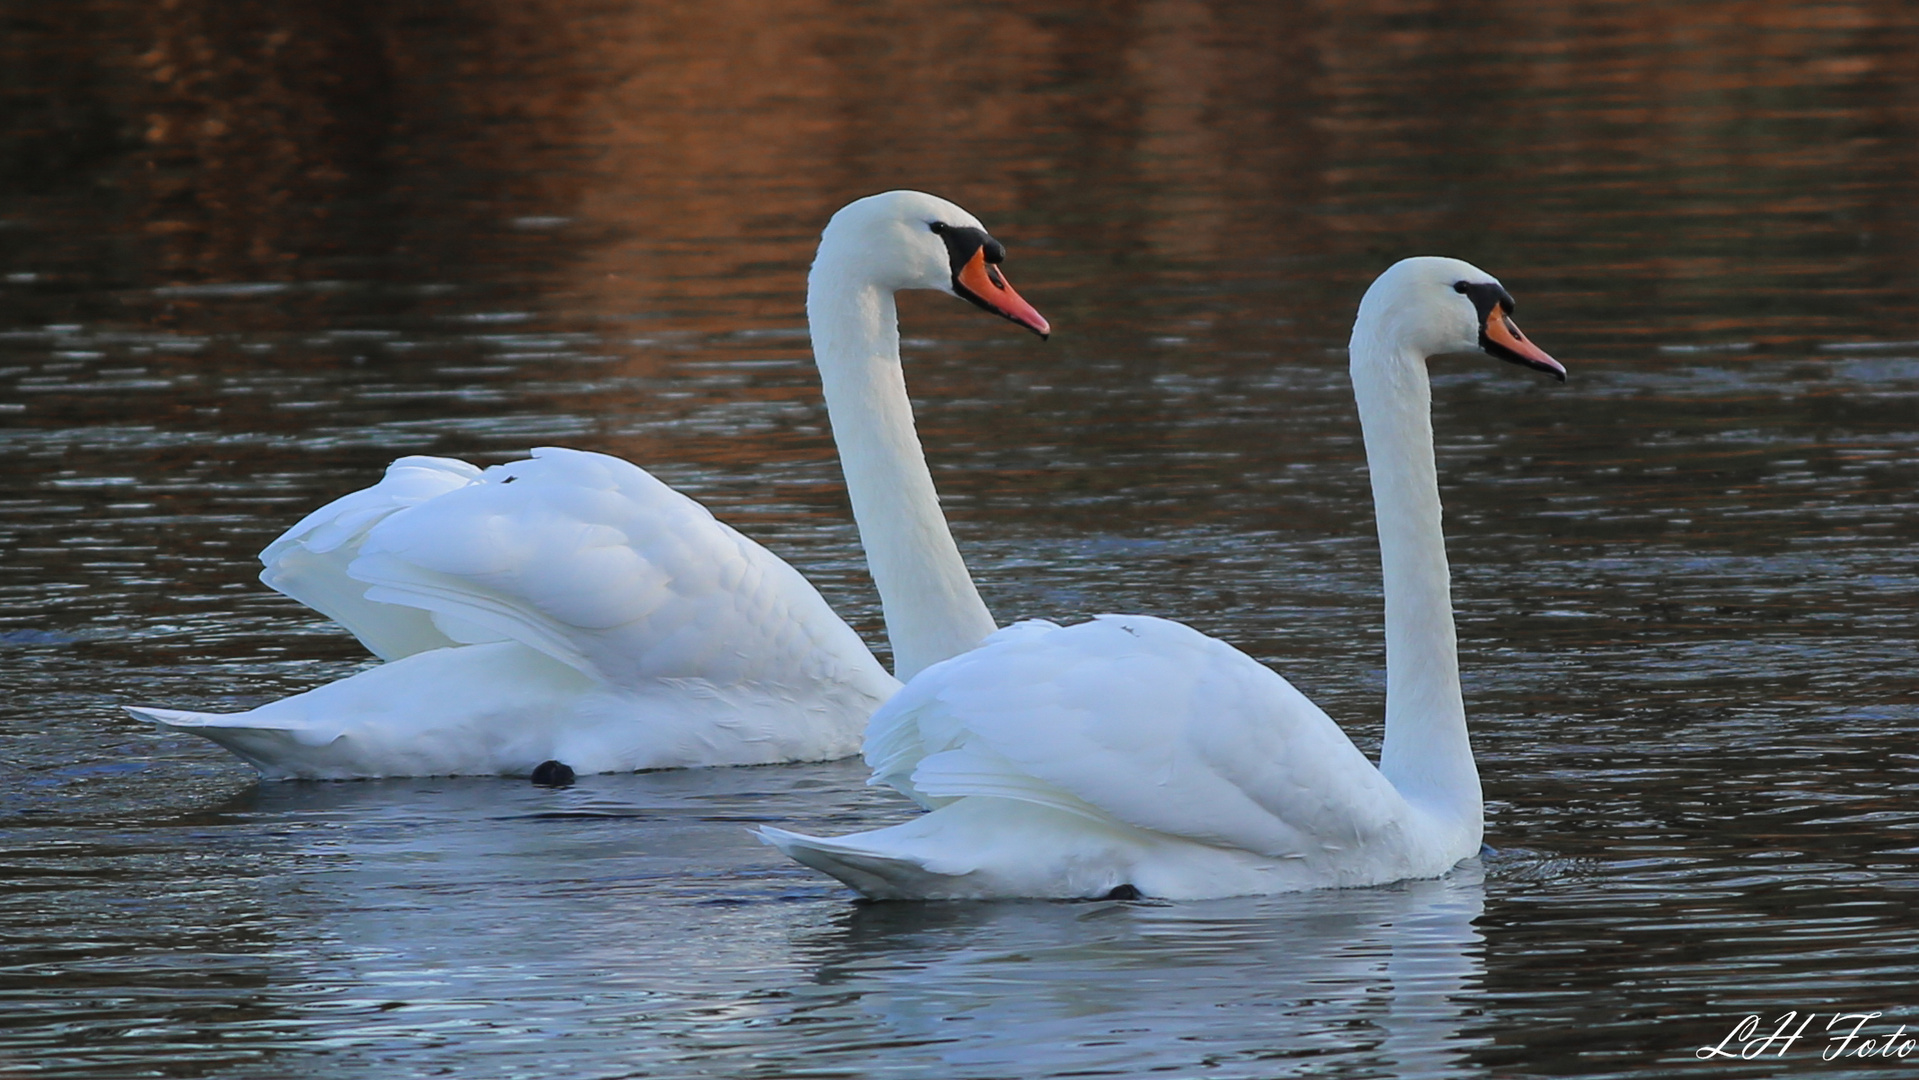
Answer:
5 1 1919 1076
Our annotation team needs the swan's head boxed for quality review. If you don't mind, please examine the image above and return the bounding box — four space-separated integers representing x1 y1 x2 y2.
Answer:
816 190 1051 338
1355 256 1564 381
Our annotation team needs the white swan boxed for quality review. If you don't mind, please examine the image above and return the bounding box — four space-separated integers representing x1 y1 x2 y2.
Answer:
760 256 1565 900
127 191 1050 779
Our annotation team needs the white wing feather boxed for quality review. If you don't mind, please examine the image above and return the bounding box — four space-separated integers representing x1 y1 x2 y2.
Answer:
163 447 899 777
345 447 890 699
258 456 482 660
867 614 1408 859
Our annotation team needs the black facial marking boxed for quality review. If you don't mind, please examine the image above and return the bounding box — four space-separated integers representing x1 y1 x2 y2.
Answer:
1453 279 1515 322
1454 278 1542 370
931 220 1012 314
929 221 1002 268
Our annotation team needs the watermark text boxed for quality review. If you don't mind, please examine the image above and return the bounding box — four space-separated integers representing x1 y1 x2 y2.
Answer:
1697 1012 1915 1062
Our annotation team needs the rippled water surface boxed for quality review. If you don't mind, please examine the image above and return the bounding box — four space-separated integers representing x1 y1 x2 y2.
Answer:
6 2 1919 1077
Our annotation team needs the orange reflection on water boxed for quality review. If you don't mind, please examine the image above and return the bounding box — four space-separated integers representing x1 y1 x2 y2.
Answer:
3 0 1916 348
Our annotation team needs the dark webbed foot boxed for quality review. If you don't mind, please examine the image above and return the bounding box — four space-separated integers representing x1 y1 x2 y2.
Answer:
531 760 576 787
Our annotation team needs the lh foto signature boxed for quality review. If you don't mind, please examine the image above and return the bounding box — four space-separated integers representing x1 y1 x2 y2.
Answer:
1698 1012 1914 1062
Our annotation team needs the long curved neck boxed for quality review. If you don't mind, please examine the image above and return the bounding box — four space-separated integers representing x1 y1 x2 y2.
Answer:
1350 329 1481 826
807 256 996 682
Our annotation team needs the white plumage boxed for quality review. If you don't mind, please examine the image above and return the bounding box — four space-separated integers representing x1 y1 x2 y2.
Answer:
768 615 1426 900
131 447 896 778
129 192 1052 778
761 256 1567 900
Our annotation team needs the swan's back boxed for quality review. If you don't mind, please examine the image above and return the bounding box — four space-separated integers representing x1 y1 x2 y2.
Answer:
345 448 891 700
156 446 900 777
872 616 1406 848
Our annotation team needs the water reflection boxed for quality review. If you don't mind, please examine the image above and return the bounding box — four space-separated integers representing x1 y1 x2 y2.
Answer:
9 0 1919 345
3 768 1488 1079
802 874 1487 1078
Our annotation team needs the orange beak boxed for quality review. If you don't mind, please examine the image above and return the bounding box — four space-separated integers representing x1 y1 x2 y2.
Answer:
955 248 1051 338
1485 310 1565 381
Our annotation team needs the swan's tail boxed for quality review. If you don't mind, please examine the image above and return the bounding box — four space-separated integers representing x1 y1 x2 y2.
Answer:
756 826 954 900
127 706 336 779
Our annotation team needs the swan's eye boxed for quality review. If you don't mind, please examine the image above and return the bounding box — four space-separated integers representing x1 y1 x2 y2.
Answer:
928 221 949 234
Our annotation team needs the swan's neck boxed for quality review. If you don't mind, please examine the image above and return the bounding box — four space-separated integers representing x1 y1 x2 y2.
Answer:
808 262 996 682
1350 335 1481 828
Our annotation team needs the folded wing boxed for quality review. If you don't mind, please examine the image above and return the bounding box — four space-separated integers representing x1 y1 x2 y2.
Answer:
865 614 1406 859
342 447 892 699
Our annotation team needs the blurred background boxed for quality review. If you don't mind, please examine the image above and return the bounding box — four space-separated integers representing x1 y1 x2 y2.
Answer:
5 2 1919 1078
8 0 1918 337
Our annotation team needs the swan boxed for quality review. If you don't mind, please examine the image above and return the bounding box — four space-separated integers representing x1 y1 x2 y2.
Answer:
759 256 1565 900
126 191 1050 779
